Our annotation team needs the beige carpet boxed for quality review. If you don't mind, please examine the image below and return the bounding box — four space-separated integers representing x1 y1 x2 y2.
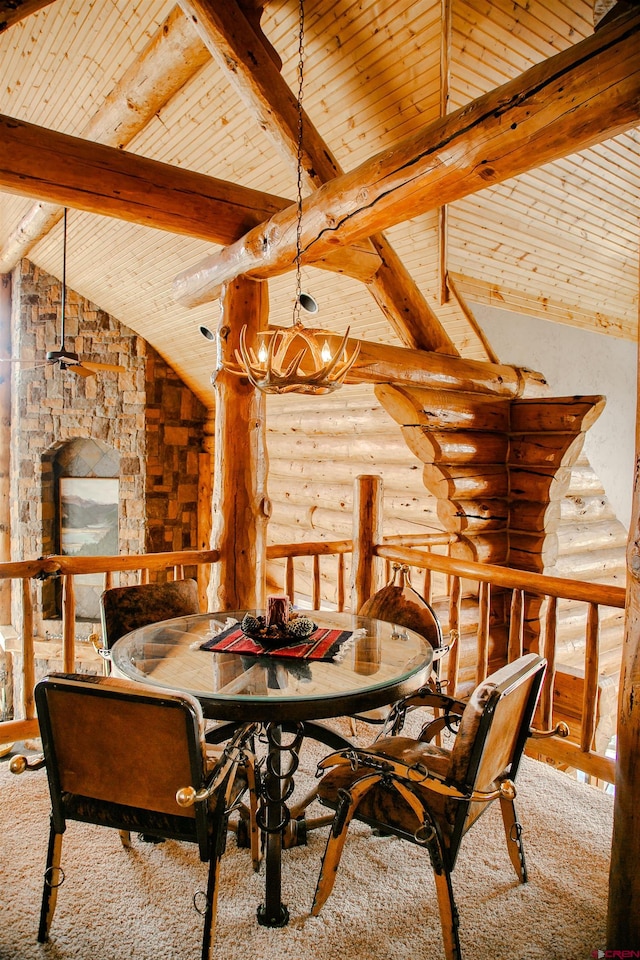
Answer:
0 727 612 960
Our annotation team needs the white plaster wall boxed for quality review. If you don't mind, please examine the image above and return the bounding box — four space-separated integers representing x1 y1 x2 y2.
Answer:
474 305 637 530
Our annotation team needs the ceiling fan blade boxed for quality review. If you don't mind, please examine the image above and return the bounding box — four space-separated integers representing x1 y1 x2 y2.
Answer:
78 360 126 373
67 364 95 378
0 358 48 367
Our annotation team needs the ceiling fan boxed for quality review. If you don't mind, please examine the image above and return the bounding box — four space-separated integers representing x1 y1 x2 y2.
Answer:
1 209 125 379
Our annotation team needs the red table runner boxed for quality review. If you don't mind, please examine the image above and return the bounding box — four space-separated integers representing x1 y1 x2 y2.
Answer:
200 623 353 661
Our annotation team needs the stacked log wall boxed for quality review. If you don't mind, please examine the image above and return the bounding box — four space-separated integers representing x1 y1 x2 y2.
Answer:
265 384 449 603
265 383 628 752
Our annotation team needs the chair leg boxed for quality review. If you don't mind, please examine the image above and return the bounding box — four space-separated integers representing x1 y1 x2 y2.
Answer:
118 830 131 848
432 864 463 960
201 823 227 960
38 822 63 943
311 774 382 916
499 796 528 882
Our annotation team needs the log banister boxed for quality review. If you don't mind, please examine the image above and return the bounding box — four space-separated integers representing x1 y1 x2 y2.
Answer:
374 544 625 609
1 534 623 786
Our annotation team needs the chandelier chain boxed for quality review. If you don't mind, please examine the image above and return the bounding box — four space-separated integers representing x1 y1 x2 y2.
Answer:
293 0 305 327
230 0 360 395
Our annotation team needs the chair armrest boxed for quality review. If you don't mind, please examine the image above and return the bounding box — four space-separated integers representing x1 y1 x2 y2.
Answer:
176 722 258 807
9 754 45 774
317 747 516 804
529 721 570 740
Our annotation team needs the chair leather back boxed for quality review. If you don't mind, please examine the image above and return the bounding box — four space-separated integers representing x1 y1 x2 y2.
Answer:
36 675 207 844
100 579 200 648
358 564 442 650
446 653 546 842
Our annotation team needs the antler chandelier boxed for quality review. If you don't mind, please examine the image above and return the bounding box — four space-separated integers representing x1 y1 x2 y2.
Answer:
233 0 359 396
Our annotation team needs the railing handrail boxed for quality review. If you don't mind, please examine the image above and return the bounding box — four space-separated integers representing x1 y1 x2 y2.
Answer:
0 548 221 581
375 544 625 608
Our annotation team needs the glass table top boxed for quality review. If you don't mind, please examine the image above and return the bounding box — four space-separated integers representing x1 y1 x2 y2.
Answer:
111 609 434 722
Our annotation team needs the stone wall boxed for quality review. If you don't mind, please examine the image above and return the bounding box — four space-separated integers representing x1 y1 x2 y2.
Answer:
8 258 208 636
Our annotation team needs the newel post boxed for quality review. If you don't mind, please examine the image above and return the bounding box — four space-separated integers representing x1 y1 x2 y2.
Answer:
351 475 383 611
210 276 270 610
607 263 640 948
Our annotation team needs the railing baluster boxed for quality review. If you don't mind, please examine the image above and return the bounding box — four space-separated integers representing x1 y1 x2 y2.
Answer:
21 578 35 721
582 602 600 753
447 575 461 696
337 554 345 612
540 595 558 729
312 556 320 608
476 580 491 685
62 574 76 674
422 564 433 605
285 557 295 603
508 587 524 661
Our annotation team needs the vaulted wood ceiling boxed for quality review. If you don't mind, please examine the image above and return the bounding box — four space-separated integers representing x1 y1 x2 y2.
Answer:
0 0 638 408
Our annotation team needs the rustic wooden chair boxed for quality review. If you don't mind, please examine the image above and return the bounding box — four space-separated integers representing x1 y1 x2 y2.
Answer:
10 673 259 959
99 579 261 857
99 578 201 660
311 653 567 960
349 563 454 731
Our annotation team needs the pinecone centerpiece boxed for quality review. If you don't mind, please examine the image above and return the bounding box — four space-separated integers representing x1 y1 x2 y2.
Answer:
240 600 316 647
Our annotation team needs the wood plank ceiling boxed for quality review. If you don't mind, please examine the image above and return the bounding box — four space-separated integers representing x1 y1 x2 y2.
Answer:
0 0 638 409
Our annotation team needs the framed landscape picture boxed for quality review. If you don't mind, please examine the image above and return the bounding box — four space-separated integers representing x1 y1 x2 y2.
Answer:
59 477 119 619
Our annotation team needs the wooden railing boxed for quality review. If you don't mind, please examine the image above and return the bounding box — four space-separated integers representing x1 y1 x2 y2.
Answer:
1 535 625 784
0 549 220 743
374 544 623 783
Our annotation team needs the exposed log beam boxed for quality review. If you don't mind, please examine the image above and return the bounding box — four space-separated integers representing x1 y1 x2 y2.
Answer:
173 8 640 307
0 112 291 245
0 5 211 273
0 0 56 32
0 115 379 280
180 0 457 353
263 326 547 397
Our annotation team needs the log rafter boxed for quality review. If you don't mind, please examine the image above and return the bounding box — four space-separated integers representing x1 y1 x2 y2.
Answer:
179 0 457 353
0 5 377 283
0 0 56 33
0 5 212 273
172 8 640 308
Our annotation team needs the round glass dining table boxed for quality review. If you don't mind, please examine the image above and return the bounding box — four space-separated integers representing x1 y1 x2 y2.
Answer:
110 609 434 724
111 609 434 928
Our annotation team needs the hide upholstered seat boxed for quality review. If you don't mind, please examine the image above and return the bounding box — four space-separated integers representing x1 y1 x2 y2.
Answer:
312 654 562 960
10 673 259 960
99 578 201 654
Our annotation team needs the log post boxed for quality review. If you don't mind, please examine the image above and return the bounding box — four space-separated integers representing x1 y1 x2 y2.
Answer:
607 265 640 947
197 412 215 610
210 277 270 611
0 273 11 623
352 475 383 612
